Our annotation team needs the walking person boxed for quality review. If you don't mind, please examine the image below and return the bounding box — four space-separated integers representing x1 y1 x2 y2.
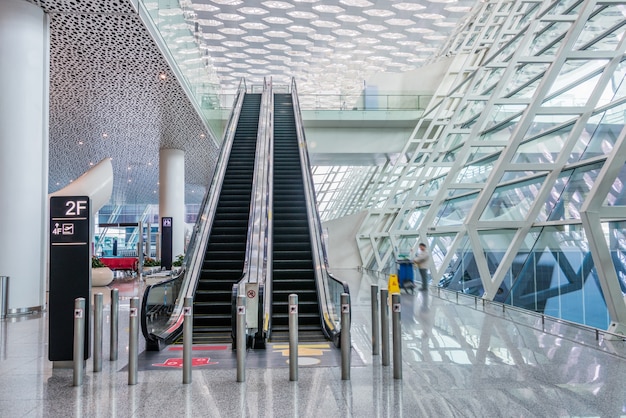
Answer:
414 243 430 291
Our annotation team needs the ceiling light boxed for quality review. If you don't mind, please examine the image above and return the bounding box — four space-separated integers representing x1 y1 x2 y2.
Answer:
287 11 318 19
158 72 168 80
238 7 269 15
363 9 395 17
102 133 108 138
262 1 294 9
312 5 345 13
78 141 83 145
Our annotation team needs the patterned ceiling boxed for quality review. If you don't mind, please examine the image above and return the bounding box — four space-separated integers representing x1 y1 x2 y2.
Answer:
153 0 474 96
33 0 475 207
35 0 218 205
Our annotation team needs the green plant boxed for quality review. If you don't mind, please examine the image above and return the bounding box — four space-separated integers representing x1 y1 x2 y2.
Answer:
92 256 107 268
143 257 161 267
172 254 184 267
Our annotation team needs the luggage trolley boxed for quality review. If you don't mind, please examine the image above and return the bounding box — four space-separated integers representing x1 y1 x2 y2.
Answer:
397 256 415 294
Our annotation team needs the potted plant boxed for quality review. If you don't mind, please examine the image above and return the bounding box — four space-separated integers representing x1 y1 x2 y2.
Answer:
92 255 114 286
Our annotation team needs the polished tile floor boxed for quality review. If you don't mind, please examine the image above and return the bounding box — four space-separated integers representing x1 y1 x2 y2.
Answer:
2 269 626 417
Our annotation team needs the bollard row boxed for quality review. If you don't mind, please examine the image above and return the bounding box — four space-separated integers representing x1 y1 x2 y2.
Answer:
372 286 402 380
71 289 125 387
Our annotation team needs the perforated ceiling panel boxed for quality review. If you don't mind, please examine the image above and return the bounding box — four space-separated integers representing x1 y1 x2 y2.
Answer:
34 0 218 205
32 0 474 206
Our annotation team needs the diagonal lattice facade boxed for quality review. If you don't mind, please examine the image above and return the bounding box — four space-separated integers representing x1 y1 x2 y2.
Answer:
350 0 626 331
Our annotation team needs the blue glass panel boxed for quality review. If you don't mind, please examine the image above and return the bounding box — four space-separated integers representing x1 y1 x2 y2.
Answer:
579 103 626 161
480 176 545 221
438 235 484 295
606 164 626 207
435 193 478 226
503 226 608 329
546 163 602 221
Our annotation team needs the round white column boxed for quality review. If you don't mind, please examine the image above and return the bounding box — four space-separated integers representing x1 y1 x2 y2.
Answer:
0 0 49 313
159 149 185 261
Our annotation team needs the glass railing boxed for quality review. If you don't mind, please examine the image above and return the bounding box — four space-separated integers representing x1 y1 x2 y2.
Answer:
190 93 432 113
298 94 433 111
141 79 247 350
232 78 273 348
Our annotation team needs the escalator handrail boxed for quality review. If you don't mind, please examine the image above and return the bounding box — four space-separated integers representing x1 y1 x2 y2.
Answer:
241 77 272 287
289 77 349 342
141 78 248 347
231 78 273 344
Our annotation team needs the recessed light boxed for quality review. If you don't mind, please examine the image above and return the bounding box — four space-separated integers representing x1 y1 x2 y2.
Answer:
102 133 108 138
158 73 167 80
78 141 83 145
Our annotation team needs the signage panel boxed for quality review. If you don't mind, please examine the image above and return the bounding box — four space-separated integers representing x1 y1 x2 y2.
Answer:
161 217 173 270
49 196 91 362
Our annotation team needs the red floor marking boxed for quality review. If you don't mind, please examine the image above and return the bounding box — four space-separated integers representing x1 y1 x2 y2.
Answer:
168 345 229 351
152 357 218 368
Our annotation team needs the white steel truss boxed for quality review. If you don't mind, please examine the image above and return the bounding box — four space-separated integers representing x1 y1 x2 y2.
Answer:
326 0 626 331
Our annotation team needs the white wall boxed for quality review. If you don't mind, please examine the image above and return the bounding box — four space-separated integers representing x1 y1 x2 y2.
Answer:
365 57 454 94
323 211 368 269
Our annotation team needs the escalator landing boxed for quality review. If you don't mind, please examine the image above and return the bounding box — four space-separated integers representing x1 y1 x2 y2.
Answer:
131 343 364 371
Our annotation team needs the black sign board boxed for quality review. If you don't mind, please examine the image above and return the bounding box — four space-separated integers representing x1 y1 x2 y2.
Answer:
49 196 91 362
161 217 173 270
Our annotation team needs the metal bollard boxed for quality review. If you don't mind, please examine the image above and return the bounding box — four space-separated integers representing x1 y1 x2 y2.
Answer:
289 294 298 381
0 276 8 319
391 293 402 380
183 297 193 384
236 294 246 382
380 289 390 366
73 298 86 386
371 284 380 356
128 297 139 385
341 293 351 380
93 293 103 372
110 288 119 361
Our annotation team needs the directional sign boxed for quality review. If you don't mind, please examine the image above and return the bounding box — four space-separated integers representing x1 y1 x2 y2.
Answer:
49 196 91 362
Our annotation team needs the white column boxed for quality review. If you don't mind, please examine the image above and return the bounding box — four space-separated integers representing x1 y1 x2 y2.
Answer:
159 149 185 261
0 0 49 313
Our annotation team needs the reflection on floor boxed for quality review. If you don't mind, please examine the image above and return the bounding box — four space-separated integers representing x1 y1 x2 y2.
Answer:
1 268 625 417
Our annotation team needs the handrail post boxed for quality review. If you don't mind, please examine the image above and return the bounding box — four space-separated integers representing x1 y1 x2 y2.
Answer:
73 298 85 386
371 285 380 356
392 293 402 380
381 289 390 366
128 297 139 385
236 294 246 382
183 297 193 384
341 293 350 380
289 294 298 381
110 288 119 361
93 292 103 372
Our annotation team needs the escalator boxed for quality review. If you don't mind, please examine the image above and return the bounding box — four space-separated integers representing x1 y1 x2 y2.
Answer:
270 93 325 342
191 93 261 344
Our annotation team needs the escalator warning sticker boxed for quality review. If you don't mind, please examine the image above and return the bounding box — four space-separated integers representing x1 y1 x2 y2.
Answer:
237 306 246 315
290 305 298 314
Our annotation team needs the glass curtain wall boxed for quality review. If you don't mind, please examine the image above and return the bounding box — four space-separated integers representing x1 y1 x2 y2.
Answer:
345 0 626 330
